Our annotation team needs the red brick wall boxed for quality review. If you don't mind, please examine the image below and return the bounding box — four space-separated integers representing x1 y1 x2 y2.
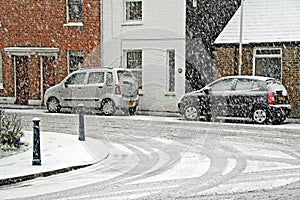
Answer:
282 45 300 118
214 45 300 118
0 0 101 99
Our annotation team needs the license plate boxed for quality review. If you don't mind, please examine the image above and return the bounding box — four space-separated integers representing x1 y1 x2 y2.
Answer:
127 102 134 106
278 96 285 101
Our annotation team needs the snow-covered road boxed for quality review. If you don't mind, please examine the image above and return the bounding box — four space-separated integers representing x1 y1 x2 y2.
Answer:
1 108 300 199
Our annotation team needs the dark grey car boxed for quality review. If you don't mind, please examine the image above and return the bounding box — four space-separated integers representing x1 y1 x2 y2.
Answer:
178 76 291 124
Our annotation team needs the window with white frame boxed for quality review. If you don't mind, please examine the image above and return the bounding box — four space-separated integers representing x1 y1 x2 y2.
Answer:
124 49 142 89
67 0 82 22
253 48 282 80
167 50 175 93
125 0 142 21
68 50 84 73
0 50 3 89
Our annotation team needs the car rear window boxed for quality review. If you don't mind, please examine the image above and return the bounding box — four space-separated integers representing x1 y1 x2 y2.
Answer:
117 70 134 80
266 80 287 93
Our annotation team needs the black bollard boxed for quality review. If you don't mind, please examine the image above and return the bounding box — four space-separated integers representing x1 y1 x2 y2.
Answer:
32 117 41 165
78 104 85 141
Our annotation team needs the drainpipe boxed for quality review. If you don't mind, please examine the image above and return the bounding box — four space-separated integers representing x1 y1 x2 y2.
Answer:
100 0 104 67
238 0 244 76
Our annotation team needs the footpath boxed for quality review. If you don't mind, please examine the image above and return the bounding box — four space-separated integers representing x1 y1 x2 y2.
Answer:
0 102 109 187
0 130 108 186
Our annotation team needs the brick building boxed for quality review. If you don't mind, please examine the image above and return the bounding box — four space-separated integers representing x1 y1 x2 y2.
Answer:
0 0 101 105
214 0 300 118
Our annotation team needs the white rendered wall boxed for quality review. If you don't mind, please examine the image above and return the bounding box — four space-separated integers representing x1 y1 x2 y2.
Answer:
103 0 186 112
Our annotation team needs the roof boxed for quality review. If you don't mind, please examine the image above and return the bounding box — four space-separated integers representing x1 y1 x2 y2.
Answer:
214 0 300 44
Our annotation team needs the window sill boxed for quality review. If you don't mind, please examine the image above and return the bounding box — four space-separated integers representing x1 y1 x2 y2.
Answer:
165 92 176 96
122 21 143 26
63 22 84 27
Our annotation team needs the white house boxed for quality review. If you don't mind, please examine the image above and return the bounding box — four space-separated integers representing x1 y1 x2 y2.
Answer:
102 0 186 112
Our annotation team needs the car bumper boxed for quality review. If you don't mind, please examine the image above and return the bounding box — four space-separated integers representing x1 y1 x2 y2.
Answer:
269 104 291 116
114 96 139 110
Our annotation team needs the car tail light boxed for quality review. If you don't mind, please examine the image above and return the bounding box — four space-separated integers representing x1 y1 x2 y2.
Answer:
115 84 121 95
268 92 275 105
137 89 139 95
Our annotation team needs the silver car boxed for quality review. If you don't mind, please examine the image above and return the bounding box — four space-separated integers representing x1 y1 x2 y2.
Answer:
44 67 139 115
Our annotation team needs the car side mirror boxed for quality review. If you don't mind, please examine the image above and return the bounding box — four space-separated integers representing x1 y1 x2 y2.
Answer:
64 82 69 88
203 87 211 95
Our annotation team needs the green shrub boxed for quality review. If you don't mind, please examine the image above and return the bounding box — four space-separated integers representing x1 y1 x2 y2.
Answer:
0 109 23 147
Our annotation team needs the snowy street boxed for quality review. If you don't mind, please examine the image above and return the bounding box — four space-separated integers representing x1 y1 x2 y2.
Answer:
1 108 300 199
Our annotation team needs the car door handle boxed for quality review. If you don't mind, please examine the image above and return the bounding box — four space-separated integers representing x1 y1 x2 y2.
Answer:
98 86 103 88
77 87 82 89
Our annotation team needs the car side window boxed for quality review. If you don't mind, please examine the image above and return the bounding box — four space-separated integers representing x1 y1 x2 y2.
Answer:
106 72 113 85
87 72 104 84
65 73 86 85
235 79 253 91
251 80 262 90
210 79 234 91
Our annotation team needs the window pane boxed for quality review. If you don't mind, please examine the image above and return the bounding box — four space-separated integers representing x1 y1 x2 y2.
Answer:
126 50 142 89
168 50 175 92
126 1 142 21
69 50 83 73
88 72 104 84
255 57 281 80
127 50 142 69
69 0 82 21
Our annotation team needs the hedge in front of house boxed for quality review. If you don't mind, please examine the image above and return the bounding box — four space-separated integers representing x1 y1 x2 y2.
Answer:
0 109 23 147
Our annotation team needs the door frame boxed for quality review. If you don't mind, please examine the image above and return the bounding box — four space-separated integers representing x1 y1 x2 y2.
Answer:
14 56 29 104
5 47 59 105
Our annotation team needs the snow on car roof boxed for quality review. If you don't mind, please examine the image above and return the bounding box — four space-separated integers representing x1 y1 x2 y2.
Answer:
222 75 275 81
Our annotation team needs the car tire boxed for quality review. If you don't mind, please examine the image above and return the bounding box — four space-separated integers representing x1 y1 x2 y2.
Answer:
184 106 199 121
101 99 116 116
47 97 61 113
252 108 268 124
129 107 136 115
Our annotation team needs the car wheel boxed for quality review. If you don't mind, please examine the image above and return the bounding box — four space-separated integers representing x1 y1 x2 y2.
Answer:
101 99 116 116
252 108 267 124
47 97 61 113
184 106 199 121
129 107 136 115
279 115 287 123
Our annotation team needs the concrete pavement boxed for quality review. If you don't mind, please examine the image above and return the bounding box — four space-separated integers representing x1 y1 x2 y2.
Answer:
0 131 108 186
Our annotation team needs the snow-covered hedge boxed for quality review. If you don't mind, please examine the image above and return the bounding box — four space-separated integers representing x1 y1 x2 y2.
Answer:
0 109 23 147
